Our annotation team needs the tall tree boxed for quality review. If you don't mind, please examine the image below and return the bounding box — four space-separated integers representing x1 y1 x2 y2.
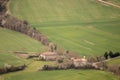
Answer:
104 52 108 59
109 51 113 58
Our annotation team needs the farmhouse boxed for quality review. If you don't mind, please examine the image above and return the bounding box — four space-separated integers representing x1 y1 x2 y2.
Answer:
39 52 58 61
71 57 87 67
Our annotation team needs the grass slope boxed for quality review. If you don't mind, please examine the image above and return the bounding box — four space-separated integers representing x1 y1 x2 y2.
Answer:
39 25 120 56
9 0 120 24
0 28 45 52
0 52 27 68
0 28 45 67
107 57 120 66
9 0 120 56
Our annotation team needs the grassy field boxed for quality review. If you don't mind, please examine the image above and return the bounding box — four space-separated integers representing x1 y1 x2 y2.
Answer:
0 28 45 52
0 28 45 67
9 0 120 56
2 69 118 80
38 24 120 56
9 0 120 24
107 57 120 66
0 52 27 68
1 0 119 80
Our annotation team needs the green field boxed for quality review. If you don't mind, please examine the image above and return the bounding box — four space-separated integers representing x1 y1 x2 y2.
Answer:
9 0 120 24
2 70 118 80
0 28 45 67
107 57 120 66
0 0 119 80
0 28 45 52
39 25 120 56
0 52 27 68
9 0 120 56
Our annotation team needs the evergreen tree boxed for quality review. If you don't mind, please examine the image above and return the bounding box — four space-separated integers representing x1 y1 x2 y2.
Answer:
109 51 113 58
104 52 108 59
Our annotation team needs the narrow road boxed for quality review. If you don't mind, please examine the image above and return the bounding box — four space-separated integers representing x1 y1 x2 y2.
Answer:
97 0 120 8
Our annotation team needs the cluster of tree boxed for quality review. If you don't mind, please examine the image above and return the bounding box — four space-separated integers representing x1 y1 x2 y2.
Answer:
0 64 26 74
40 63 98 71
0 0 9 14
48 42 57 52
104 51 120 59
87 56 105 63
40 65 73 71
0 14 49 45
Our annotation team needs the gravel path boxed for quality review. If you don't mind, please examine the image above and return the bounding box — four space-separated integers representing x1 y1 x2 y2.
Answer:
97 0 120 8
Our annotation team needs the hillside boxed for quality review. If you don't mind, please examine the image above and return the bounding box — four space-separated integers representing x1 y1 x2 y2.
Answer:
107 57 120 66
9 0 120 24
0 0 119 80
9 0 120 56
0 52 27 68
0 28 45 52
0 27 45 67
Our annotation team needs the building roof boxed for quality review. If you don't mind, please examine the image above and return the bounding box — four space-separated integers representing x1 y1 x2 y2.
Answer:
41 52 57 56
71 58 87 62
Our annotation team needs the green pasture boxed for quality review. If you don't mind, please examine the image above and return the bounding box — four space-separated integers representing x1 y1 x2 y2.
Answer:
0 0 119 79
2 69 118 80
38 24 120 56
0 28 45 67
107 57 120 66
9 0 120 24
0 28 45 52
9 0 120 56
0 52 27 68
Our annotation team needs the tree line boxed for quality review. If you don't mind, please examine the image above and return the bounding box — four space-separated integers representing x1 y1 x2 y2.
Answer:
0 0 9 15
104 51 120 59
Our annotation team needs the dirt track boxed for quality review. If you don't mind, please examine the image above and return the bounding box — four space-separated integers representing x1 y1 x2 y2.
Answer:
97 0 120 8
